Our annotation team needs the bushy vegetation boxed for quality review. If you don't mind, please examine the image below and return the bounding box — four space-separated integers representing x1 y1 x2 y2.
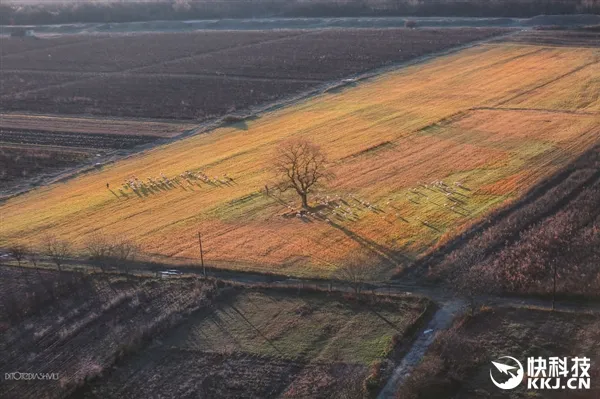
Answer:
397 308 600 398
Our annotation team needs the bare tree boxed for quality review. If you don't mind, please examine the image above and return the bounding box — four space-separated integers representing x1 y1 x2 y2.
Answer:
273 139 331 208
112 236 140 276
452 262 496 315
28 250 39 268
43 235 72 271
335 250 379 294
8 244 28 267
85 233 113 272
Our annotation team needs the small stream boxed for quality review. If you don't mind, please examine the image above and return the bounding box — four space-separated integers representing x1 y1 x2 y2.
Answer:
377 299 467 399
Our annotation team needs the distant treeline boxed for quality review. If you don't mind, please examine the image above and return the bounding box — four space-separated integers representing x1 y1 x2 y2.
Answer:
1 0 599 25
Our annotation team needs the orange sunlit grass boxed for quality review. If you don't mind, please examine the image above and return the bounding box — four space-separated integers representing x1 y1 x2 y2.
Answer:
1 43 598 277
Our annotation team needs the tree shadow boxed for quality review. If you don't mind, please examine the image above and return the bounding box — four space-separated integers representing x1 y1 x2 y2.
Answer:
326 219 411 265
229 304 284 356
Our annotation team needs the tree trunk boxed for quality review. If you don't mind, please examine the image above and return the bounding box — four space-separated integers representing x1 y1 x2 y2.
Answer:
301 192 308 208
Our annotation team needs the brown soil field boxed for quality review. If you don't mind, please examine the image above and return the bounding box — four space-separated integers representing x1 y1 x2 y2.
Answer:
1 71 84 94
0 28 509 120
0 31 299 73
0 114 196 138
0 128 157 149
140 28 507 80
503 29 600 47
0 35 98 57
397 307 600 399
0 145 90 184
1 74 317 120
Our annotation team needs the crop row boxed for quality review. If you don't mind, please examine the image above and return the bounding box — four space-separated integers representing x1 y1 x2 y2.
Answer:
0 145 89 188
1 128 157 149
506 29 600 47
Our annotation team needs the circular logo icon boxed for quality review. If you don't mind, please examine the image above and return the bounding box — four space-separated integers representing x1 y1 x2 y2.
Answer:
490 356 524 390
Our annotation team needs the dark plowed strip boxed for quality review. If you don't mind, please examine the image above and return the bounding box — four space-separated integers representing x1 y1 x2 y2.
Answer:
0 127 157 149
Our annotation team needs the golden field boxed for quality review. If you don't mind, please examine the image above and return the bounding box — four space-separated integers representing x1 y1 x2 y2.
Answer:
1 43 599 277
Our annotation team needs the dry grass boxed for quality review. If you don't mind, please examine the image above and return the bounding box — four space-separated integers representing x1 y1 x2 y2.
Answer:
1 43 598 277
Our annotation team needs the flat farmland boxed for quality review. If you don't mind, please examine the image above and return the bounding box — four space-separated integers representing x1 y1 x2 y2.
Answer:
2 75 317 120
0 30 299 73
0 266 430 399
0 28 508 120
76 289 431 399
0 35 96 57
141 28 507 80
1 41 598 277
504 28 600 47
411 145 600 297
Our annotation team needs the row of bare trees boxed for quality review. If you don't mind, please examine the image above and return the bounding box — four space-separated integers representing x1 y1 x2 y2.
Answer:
6 234 140 273
7 235 71 271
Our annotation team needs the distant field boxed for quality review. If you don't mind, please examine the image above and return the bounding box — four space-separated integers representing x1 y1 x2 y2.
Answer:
1 41 598 277
139 28 504 80
0 115 196 194
398 307 600 399
76 288 430 398
0 28 507 120
504 28 600 47
0 114 196 138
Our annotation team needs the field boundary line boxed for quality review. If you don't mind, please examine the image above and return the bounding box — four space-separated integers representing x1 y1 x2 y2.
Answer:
494 59 599 107
0 69 325 84
469 106 600 116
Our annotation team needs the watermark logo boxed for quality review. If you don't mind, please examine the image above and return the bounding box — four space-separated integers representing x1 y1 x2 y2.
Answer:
490 356 524 389
490 356 591 390
4 372 59 381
